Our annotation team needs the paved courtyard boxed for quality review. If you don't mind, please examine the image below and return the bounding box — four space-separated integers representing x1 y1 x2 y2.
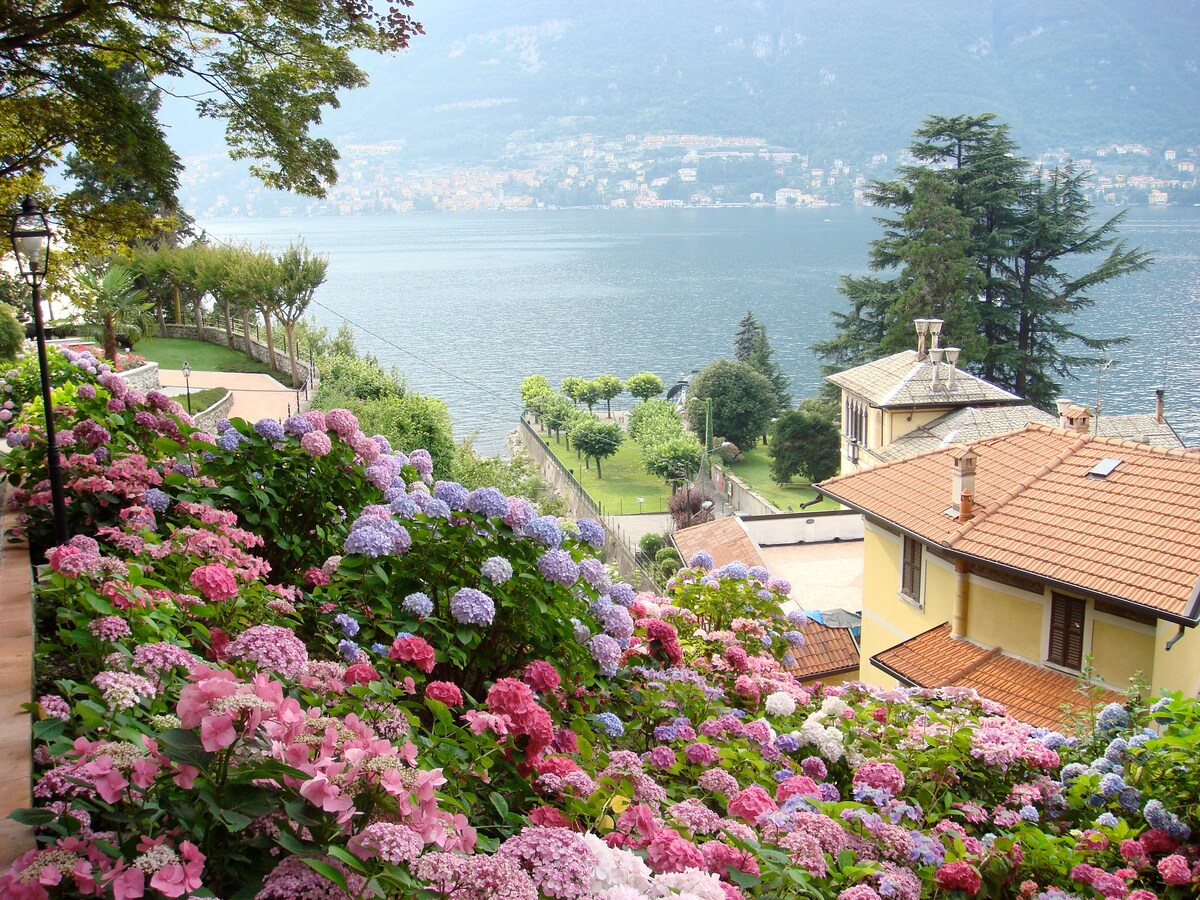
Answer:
158 369 301 422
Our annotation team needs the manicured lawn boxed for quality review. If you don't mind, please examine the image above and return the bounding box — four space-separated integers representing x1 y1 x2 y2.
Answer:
135 337 289 385
532 421 674 515
182 386 230 415
722 444 841 511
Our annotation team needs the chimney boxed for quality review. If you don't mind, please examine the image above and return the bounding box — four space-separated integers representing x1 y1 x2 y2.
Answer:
929 347 945 392
927 318 944 350
1055 397 1072 416
944 347 961 392
950 447 977 518
1057 402 1092 433
1155 387 1165 424
914 318 930 360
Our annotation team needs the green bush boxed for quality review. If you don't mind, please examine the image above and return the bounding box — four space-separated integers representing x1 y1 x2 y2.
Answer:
639 531 668 556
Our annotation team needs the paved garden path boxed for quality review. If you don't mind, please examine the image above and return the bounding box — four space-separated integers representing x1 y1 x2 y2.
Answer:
158 369 302 422
0 500 33 866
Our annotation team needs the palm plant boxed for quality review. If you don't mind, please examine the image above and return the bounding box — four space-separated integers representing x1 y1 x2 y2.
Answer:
75 264 155 359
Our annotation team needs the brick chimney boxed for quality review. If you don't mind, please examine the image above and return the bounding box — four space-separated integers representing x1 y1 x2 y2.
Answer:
1155 387 1165 424
950 446 977 519
1056 400 1092 433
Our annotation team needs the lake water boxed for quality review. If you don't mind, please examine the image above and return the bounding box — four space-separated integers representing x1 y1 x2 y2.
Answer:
202 206 1200 454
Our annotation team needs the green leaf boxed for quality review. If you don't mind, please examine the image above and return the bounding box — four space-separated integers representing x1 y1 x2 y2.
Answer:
8 807 58 826
301 859 349 893
159 728 213 768
489 792 509 820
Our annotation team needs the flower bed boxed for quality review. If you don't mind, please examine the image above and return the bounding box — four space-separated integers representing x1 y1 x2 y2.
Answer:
1 346 1198 899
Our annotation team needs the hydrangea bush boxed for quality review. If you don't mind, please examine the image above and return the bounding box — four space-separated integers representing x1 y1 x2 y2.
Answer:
2 349 1198 899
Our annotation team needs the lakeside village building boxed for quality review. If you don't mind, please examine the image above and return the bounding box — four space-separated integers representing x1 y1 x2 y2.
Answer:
815 319 1199 727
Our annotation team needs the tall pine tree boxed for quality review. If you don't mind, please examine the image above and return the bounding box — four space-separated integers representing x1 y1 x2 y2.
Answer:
733 310 791 412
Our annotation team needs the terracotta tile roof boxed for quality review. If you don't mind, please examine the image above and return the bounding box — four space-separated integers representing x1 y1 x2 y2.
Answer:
672 517 764 570
819 424 1200 622
788 621 860 680
872 624 1122 729
826 350 1022 408
872 405 1056 463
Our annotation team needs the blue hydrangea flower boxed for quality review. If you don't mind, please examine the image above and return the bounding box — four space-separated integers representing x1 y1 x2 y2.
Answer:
760 633 774 648
424 499 451 519
716 561 749 580
1098 773 1125 797
370 643 388 654
578 558 608 588
1059 763 1088 784
523 515 563 548
449 587 495 626
688 551 714 570
538 549 579 586
433 481 470 510
1096 703 1131 732
1018 805 1040 822
781 652 797 668
1095 812 1119 828
575 517 605 549
170 462 195 477
782 630 806 647
481 556 514 584
402 592 434 618
593 712 624 737
572 619 591 644
390 494 418 518
653 725 678 742
608 583 636 606
1104 737 1129 763
1117 787 1141 813
217 430 247 452
748 565 770 582
372 434 392 454
773 769 794 783
334 613 360 637
786 609 810 626
466 486 509 518
337 639 360 662
344 523 393 558
253 418 285 442
776 733 800 754
143 488 170 512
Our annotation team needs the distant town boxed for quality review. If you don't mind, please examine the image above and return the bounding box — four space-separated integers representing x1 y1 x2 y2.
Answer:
180 132 1200 218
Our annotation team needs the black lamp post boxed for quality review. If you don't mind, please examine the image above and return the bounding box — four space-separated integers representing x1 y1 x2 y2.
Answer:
181 361 192 413
9 197 69 544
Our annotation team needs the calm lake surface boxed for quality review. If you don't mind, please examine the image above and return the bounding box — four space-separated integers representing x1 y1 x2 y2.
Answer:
203 206 1200 454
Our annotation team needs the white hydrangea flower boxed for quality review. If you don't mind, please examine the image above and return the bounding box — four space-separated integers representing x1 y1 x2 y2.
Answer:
764 691 797 717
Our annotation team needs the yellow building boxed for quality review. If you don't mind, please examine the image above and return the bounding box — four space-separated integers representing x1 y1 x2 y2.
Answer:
826 319 1027 474
818 424 1200 728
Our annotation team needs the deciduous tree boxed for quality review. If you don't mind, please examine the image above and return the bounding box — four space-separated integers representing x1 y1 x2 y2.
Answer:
571 418 623 478
685 359 776 450
625 372 665 402
591 374 624 417
769 410 841 484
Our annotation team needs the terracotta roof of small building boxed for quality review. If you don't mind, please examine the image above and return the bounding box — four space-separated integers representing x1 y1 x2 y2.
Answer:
872 624 1122 729
788 621 860 681
819 424 1200 623
672 517 764 571
872 405 1056 464
826 350 1023 408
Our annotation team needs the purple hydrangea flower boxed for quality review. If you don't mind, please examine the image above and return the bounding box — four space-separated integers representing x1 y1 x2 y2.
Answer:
748 565 770 582
170 462 195 477
597 604 635 640
575 517 605 549
283 415 316 436
433 481 469 510
688 551 714 570
338 639 360 662
608 583 636 606
481 556 513 584
588 633 621 666
365 458 399 490
217 430 247 452
783 630 806 647
503 497 536 529
334 613 360 637
372 434 392 454
253 418 286 442
538 549 579 586
578 558 608 589
390 494 418 518
523 515 563 548
449 587 495 626
142 488 170 512
424 499 451 519
402 592 433 618
768 577 792 595
466 487 508 518
786 609 810 626
408 448 433 480
592 712 624 737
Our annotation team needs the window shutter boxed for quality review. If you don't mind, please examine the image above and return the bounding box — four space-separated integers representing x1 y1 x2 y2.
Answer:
1049 594 1086 670
901 536 922 600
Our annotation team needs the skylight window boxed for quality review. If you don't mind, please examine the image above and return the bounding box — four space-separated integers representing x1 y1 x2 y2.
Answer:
1086 458 1123 479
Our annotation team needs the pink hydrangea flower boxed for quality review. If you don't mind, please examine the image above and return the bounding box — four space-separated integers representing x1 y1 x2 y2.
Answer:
300 431 332 457
426 681 463 707
388 636 436 673
727 784 778 825
936 861 982 896
523 660 561 694
189 563 239 601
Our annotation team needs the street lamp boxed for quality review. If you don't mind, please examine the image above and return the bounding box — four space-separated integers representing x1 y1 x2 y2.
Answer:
8 197 68 544
181 361 192 413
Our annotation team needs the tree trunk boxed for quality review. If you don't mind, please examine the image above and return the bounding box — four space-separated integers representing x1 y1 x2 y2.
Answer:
263 309 277 372
285 323 300 388
172 285 181 326
155 299 165 334
103 320 117 360
241 308 253 359
596 457 603 478
222 299 234 347
193 296 203 340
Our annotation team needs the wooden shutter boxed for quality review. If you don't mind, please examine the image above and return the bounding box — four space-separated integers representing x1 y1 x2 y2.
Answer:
1049 593 1086 670
901 536 923 600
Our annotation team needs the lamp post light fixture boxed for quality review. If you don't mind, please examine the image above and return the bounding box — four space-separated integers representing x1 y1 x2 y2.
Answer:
181 361 192 413
8 197 69 544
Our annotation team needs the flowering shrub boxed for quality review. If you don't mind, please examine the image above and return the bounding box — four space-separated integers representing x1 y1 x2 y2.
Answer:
4 355 1200 899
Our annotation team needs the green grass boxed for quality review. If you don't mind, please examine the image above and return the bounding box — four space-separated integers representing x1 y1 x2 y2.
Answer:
135 337 289 385
721 444 841 511
182 386 230 415
532 421 674 515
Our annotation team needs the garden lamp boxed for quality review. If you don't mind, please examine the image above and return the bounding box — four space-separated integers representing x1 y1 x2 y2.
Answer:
181 362 192 413
8 197 69 543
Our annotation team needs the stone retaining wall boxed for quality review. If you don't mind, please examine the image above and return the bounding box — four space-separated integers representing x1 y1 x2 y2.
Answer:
117 361 161 392
194 391 235 433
